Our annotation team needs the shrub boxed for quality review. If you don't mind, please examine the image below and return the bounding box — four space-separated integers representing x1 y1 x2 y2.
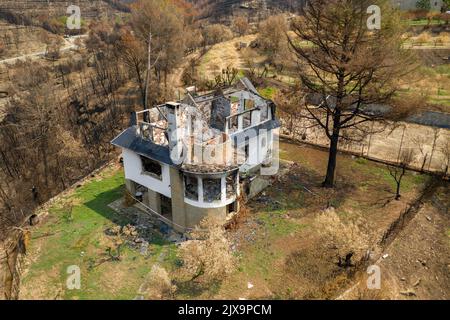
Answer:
315 208 368 267
414 32 432 45
178 216 235 283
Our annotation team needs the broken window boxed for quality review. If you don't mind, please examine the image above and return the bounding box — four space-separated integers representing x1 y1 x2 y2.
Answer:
203 178 222 203
141 156 162 179
189 116 196 136
226 172 237 199
160 194 172 217
140 123 153 141
227 201 237 214
184 175 199 201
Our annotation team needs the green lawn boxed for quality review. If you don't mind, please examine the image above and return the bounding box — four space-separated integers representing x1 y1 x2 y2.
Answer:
21 166 176 300
350 157 429 193
407 19 445 26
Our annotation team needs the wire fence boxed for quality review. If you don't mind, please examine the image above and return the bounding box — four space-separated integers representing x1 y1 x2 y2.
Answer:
280 113 450 175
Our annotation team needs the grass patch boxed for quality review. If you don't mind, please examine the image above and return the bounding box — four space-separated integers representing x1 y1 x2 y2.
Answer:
258 211 305 238
259 87 278 100
407 19 444 26
21 167 175 300
349 157 428 193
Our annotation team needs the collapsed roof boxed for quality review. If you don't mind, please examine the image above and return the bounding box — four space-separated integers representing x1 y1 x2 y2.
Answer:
111 78 280 174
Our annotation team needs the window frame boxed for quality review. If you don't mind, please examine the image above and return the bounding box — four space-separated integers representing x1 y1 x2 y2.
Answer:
140 156 163 180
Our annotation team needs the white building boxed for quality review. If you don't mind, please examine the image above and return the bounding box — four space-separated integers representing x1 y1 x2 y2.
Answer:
112 78 280 232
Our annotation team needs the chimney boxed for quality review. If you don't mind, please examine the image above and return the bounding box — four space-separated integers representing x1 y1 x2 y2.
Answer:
166 102 184 164
129 112 137 126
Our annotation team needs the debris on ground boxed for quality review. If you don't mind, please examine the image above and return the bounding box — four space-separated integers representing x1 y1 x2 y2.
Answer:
400 290 417 297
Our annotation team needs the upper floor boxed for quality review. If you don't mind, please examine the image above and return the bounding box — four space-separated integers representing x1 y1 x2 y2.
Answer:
112 78 280 175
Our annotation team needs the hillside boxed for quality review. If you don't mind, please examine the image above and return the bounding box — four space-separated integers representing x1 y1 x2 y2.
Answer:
0 0 126 24
194 0 307 21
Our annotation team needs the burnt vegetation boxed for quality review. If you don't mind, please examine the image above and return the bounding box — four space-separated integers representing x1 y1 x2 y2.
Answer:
0 0 207 240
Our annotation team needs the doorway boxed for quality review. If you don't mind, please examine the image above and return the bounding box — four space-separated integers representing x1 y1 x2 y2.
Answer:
160 194 172 219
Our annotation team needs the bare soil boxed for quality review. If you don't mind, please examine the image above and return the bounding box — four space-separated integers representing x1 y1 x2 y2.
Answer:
341 183 450 300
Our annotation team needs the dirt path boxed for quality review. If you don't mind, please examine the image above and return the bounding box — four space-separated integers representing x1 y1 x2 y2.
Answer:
377 182 450 300
0 35 86 65
338 181 450 300
168 50 202 91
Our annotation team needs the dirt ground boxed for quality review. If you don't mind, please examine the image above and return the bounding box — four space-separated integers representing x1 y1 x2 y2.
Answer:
341 184 450 300
415 48 450 67
380 192 450 300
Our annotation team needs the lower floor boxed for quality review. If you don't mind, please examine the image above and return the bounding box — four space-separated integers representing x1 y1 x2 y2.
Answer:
125 170 271 233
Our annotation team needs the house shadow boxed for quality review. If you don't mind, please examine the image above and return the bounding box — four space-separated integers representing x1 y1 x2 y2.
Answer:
83 185 174 248
83 185 129 224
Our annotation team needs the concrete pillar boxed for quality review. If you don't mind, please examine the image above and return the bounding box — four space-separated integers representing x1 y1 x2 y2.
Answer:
221 176 226 202
251 109 261 126
125 179 136 195
169 167 186 232
198 177 204 203
238 115 243 131
145 189 161 214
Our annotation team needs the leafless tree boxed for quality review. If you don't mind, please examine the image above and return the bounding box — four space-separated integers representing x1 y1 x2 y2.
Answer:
439 140 450 177
232 16 249 36
387 149 415 200
288 0 416 188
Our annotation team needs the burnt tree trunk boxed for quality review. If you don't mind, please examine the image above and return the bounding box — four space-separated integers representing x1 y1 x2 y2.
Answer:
323 109 342 188
323 133 339 188
395 181 401 200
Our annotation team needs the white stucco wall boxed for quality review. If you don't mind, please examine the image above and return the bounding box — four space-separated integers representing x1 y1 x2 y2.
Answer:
236 128 274 173
122 148 171 198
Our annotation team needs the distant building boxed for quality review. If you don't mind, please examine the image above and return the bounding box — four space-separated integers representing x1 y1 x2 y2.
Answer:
391 0 443 11
112 79 280 233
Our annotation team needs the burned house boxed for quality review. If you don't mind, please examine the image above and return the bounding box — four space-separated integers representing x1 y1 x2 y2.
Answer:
111 78 280 232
